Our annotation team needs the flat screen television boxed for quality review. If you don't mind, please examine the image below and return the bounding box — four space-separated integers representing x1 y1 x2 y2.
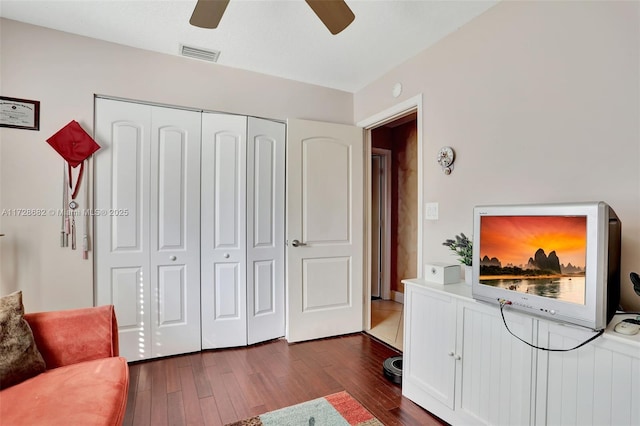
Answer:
472 201 621 330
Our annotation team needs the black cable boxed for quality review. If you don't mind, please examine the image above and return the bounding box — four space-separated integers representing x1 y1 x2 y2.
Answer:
499 300 604 352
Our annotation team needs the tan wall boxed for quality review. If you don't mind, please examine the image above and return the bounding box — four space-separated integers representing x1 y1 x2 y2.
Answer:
0 19 353 312
355 1 640 310
394 122 418 294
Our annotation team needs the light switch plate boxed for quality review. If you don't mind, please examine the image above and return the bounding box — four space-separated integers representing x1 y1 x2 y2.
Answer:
425 202 439 220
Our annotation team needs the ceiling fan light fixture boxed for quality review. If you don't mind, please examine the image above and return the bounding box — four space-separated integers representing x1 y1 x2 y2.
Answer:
180 44 221 62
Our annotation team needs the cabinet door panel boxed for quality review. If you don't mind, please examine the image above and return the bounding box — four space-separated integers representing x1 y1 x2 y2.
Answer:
457 301 534 425
537 322 640 426
403 285 457 409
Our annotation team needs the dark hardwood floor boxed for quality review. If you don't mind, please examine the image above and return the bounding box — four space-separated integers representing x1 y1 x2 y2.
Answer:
123 333 446 426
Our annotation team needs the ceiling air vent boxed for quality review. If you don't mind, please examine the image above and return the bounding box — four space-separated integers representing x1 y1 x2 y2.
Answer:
180 45 220 62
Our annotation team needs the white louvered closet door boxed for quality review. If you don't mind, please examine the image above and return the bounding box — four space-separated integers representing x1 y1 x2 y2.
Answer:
95 98 202 360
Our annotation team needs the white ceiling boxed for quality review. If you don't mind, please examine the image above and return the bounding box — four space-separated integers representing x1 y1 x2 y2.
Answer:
0 0 499 93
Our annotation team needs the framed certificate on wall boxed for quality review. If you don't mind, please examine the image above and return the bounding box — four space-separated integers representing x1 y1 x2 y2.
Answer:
0 96 40 130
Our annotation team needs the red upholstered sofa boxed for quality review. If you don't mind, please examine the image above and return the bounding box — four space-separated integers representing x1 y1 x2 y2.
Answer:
0 305 129 425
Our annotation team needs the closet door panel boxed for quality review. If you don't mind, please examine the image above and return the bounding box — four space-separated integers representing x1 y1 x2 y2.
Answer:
111 126 144 251
214 137 243 248
157 126 187 249
201 113 248 349
214 263 242 318
253 260 275 315
110 267 142 328
157 265 186 324
95 99 152 360
247 118 286 345
149 106 202 358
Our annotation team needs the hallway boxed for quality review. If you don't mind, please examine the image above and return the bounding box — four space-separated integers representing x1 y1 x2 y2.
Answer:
367 113 416 354
368 299 404 350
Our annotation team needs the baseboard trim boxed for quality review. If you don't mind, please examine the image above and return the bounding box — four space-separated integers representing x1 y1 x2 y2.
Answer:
391 291 404 304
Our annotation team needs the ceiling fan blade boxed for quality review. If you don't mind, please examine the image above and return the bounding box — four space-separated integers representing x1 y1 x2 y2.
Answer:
305 0 355 35
190 0 230 29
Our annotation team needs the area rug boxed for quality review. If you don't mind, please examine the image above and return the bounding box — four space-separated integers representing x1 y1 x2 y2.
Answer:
226 391 383 426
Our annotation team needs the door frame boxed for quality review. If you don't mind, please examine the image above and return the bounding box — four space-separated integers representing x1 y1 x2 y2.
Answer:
357 94 423 331
370 148 392 301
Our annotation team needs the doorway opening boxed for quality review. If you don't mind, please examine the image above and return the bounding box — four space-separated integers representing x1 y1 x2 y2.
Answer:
365 110 419 350
370 147 391 301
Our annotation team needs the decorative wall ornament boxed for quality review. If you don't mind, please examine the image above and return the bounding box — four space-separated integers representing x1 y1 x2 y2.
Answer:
437 146 455 174
46 120 100 258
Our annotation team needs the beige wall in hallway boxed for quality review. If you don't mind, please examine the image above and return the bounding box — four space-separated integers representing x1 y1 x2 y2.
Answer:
395 122 418 293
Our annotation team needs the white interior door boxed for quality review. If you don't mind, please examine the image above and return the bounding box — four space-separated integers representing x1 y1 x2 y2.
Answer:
246 117 286 345
286 118 363 343
201 113 248 349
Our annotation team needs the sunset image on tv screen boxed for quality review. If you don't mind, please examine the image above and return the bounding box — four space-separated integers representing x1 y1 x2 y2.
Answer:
479 216 587 305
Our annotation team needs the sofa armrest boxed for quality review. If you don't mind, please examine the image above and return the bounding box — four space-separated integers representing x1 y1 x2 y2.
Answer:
24 305 120 369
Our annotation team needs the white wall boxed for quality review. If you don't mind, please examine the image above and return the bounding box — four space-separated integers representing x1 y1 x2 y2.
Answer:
355 1 640 310
3 1 640 314
0 18 353 312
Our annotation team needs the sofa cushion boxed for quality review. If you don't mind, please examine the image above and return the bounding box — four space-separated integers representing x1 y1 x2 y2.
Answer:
0 356 129 426
25 305 120 369
0 291 46 389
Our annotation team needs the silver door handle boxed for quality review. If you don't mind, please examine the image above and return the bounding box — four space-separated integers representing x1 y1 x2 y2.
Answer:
291 239 307 247
169 255 177 261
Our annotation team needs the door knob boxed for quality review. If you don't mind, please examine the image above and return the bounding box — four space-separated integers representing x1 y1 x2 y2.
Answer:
224 253 230 259
291 239 307 247
169 255 177 261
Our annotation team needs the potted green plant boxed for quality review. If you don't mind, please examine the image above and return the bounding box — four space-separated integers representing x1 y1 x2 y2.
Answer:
443 233 473 284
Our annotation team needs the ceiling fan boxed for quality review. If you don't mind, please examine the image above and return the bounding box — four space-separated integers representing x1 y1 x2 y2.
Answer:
189 0 355 35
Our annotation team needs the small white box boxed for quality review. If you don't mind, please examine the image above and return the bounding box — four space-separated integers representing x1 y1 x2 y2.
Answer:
424 262 461 285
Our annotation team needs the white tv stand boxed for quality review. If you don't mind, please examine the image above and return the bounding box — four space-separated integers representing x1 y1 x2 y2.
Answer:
402 278 640 426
